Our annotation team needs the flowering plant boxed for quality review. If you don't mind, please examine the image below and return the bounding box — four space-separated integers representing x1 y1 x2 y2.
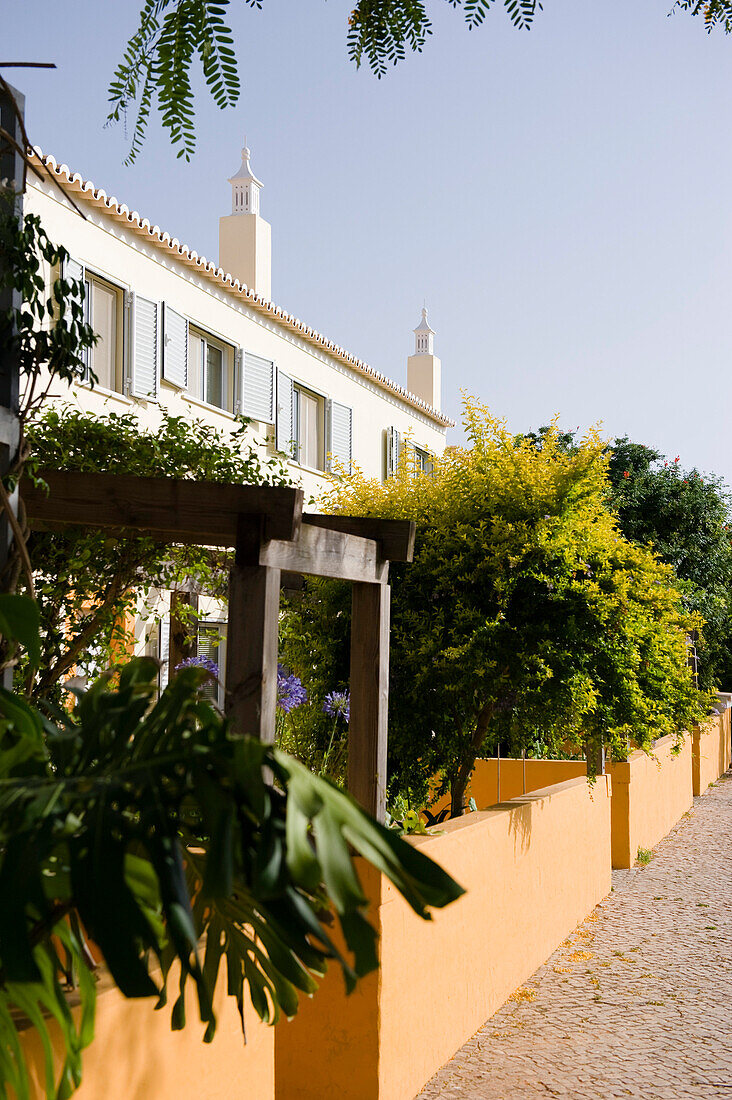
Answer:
174 654 219 678
323 691 350 723
277 665 307 713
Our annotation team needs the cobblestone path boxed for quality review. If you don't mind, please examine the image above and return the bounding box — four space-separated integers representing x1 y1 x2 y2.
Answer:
418 774 732 1100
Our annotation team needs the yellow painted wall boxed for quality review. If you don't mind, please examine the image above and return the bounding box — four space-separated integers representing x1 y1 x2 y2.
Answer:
18 966 275 1100
692 711 731 796
276 776 612 1100
607 734 692 869
275 863 382 1100
428 757 587 816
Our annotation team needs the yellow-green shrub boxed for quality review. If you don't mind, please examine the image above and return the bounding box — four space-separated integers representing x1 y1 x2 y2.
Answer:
285 399 709 814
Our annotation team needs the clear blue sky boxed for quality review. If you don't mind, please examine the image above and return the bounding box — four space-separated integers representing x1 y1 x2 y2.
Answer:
7 1 732 478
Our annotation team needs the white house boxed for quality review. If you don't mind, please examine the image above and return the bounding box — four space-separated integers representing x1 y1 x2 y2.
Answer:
25 142 450 497
23 141 452 690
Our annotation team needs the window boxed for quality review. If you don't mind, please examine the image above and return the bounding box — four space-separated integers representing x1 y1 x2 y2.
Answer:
294 384 324 470
85 274 123 392
197 622 225 708
145 617 170 697
414 447 433 476
188 328 233 412
386 426 401 479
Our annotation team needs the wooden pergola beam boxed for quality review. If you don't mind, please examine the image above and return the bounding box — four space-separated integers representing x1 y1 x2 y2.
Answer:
304 514 416 563
247 522 389 584
22 470 304 544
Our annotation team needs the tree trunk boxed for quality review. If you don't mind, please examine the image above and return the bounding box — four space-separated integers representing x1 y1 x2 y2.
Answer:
450 702 495 818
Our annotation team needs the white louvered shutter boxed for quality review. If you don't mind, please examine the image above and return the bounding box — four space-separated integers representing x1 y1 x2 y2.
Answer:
327 400 353 475
62 255 85 300
386 426 401 477
243 353 275 423
233 349 243 414
276 371 295 458
159 617 171 693
162 304 188 388
131 294 158 400
197 623 224 707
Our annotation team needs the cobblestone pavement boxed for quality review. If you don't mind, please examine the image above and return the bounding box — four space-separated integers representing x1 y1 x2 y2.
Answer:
418 774 732 1100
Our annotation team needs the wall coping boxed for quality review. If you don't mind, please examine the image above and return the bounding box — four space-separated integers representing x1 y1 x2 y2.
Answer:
408 775 608 853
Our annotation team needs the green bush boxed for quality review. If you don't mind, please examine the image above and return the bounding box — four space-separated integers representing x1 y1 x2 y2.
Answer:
283 401 710 815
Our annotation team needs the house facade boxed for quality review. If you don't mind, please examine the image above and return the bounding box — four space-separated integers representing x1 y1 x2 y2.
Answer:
25 143 450 498
23 142 452 691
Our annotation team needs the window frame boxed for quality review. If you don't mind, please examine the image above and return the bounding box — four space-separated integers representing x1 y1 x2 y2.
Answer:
83 270 126 395
187 325 235 414
196 619 226 709
293 382 326 472
414 446 433 477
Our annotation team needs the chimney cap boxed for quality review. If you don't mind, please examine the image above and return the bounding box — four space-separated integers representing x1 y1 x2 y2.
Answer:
229 141 263 188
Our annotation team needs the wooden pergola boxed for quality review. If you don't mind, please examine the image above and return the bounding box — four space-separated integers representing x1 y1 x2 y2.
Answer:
22 470 416 821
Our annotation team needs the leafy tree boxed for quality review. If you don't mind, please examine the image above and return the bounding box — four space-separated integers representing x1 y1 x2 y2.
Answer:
108 0 732 162
606 438 732 691
517 426 732 691
283 401 709 816
24 405 289 702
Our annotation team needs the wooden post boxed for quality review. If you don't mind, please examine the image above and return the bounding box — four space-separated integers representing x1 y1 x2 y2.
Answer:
348 582 390 822
225 518 280 742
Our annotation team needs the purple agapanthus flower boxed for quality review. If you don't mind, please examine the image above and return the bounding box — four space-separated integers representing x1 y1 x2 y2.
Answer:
175 655 219 678
323 691 350 723
277 664 307 712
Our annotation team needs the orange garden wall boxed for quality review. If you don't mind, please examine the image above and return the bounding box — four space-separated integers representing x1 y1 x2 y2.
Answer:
466 757 587 806
692 710 731 796
428 757 587 816
18 967 275 1100
276 776 612 1100
606 734 692 869
21 710 730 1099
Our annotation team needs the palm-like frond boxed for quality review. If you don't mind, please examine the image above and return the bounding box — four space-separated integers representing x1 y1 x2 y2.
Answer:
0 608 463 1098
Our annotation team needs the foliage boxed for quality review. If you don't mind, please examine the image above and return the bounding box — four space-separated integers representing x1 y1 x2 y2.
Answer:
0 198 96 605
275 658 351 785
0 201 94 409
110 0 732 160
279 582 352 784
672 0 732 33
517 427 732 692
0 596 463 1098
23 405 289 702
108 0 247 164
283 401 709 816
606 438 732 692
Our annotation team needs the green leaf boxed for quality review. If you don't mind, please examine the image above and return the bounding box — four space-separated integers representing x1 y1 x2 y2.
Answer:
0 595 41 667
